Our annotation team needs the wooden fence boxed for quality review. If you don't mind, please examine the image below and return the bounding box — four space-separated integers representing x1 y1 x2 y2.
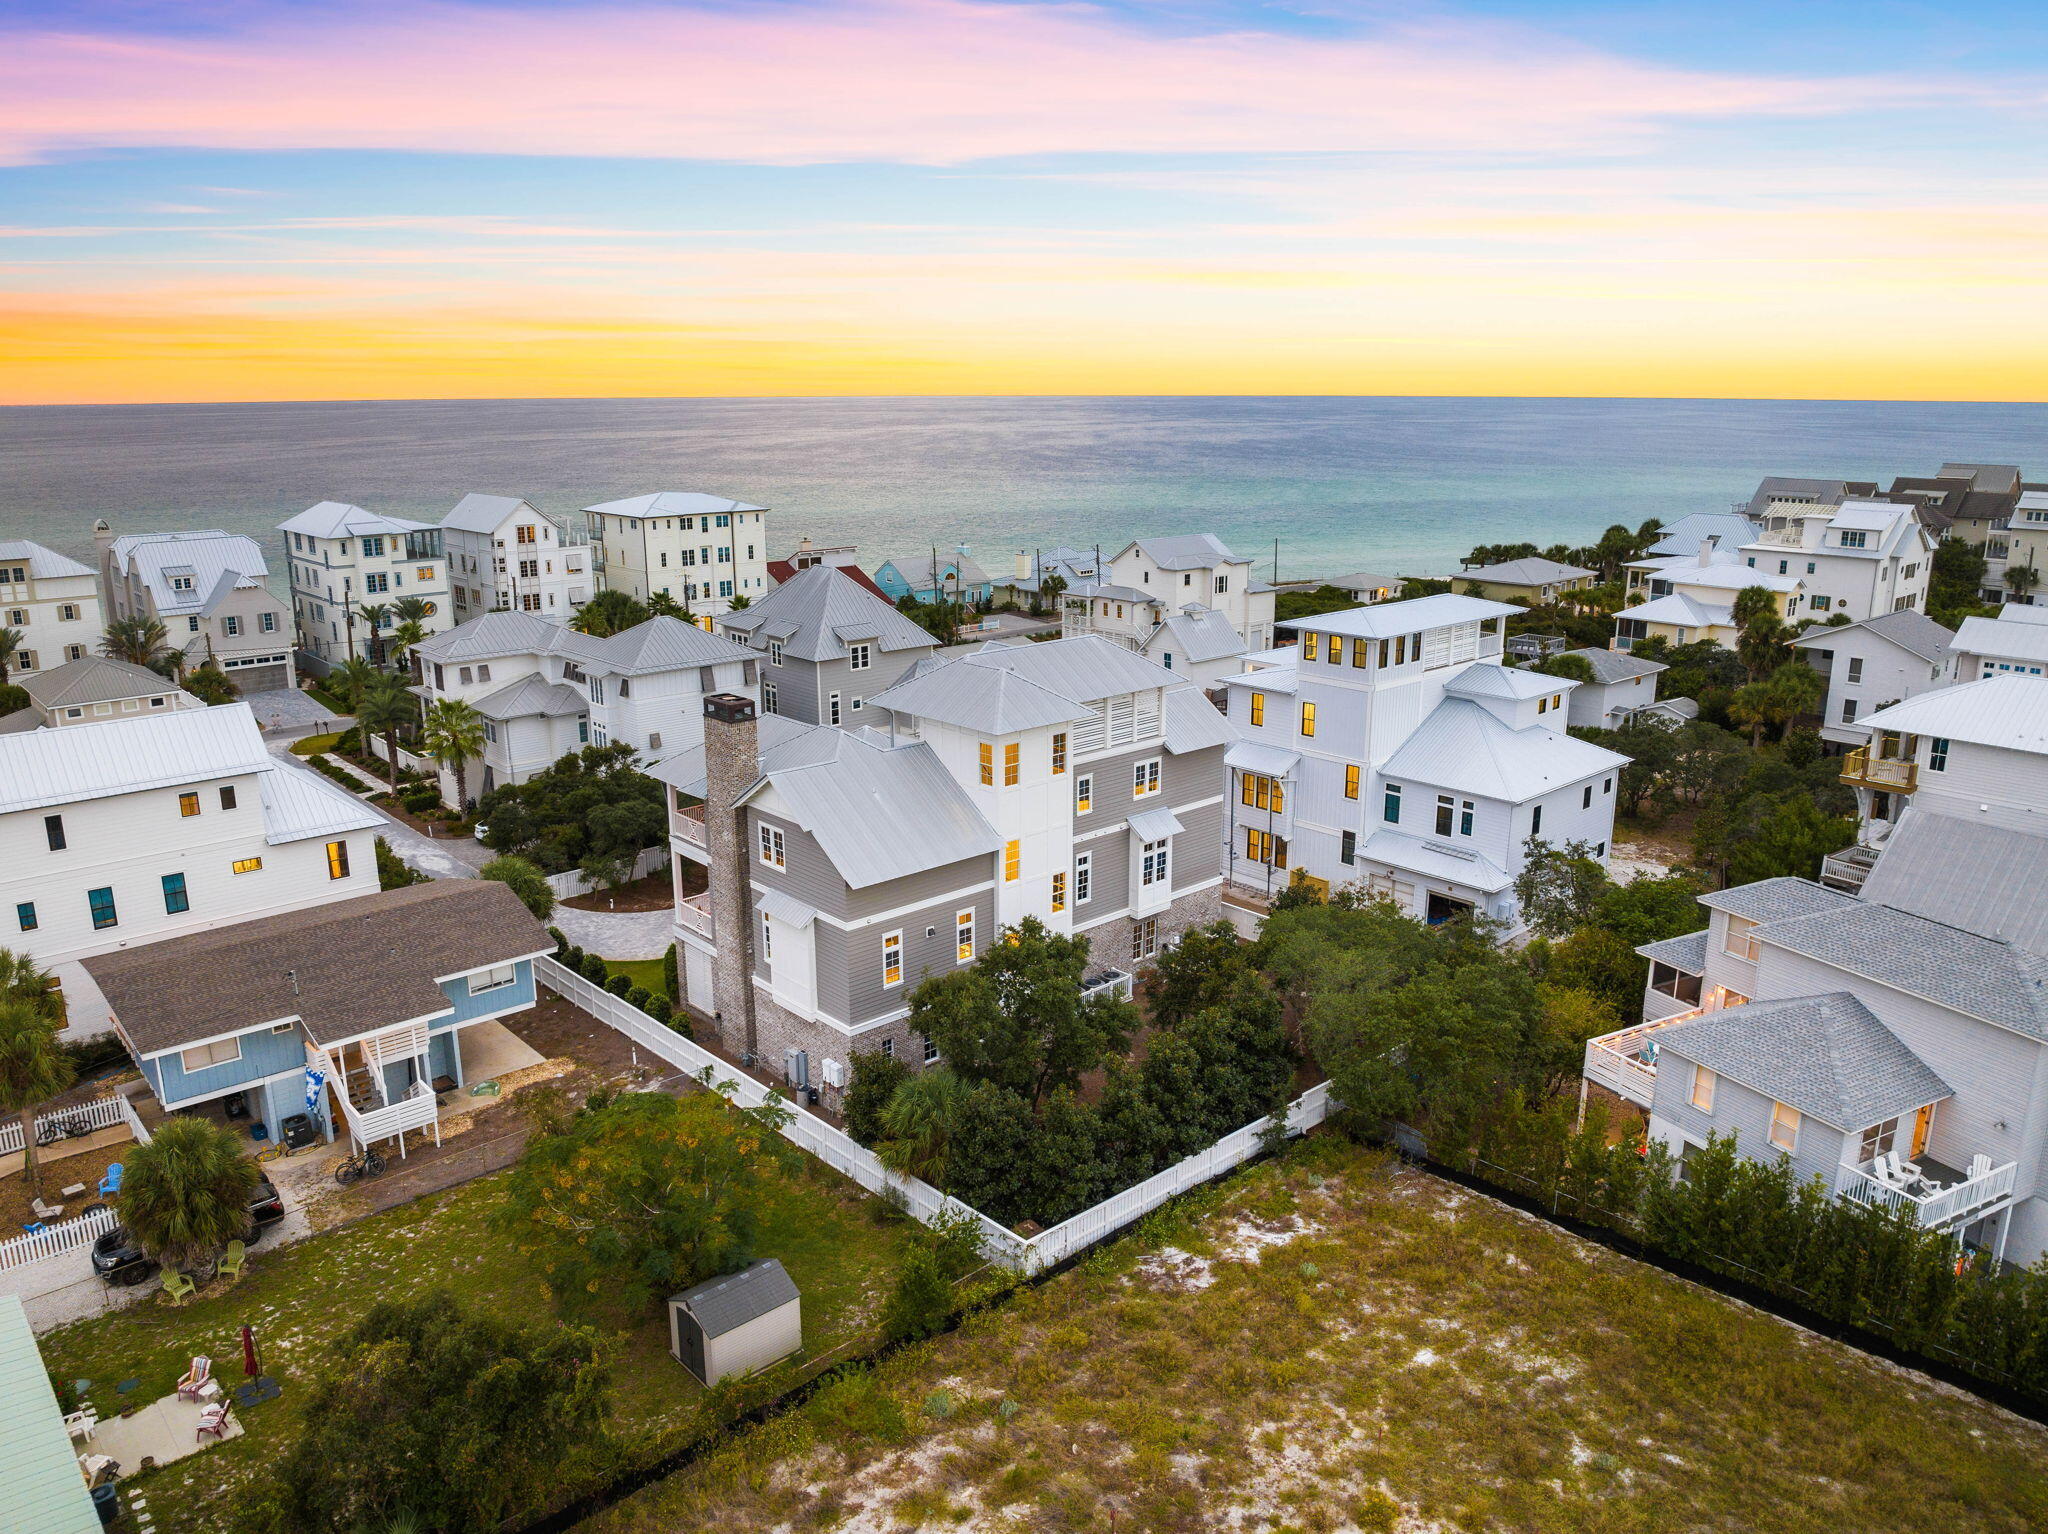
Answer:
538 957 1330 1274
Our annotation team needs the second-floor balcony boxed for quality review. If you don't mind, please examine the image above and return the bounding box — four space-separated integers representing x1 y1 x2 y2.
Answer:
1841 746 1916 794
1583 1011 1705 1107
1838 1154 2017 1233
674 803 708 854
677 890 713 938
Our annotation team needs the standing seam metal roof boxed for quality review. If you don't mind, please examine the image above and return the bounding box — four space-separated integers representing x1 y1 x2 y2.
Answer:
0 1294 99 1534
0 702 272 815
1859 675 2048 753
1378 697 1627 802
1857 808 2048 954
0 540 94 579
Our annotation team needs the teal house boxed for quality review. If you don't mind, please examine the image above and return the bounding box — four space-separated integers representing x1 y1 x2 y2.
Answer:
85 881 552 1153
873 550 993 606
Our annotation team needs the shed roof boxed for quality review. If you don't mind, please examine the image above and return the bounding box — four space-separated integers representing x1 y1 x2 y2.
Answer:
1653 993 1950 1132
83 881 549 1054
1225 739 1301 778
1359 829 1513 893
672 1258 799 1337
1635 929 1708 972
0 1295 99 1534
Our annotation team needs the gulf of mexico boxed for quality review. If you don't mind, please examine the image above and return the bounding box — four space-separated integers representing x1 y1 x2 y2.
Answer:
3 395 2042 581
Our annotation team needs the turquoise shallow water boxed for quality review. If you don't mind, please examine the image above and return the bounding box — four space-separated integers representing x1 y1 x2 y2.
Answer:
2 396 2042 580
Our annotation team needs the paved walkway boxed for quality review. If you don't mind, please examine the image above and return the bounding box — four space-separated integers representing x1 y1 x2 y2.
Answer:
552 905 675 959
263 743 486 879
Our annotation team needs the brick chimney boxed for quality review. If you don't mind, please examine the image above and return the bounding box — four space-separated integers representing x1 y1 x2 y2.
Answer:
701 692 761 1061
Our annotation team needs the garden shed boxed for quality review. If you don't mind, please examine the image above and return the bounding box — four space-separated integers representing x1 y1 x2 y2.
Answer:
666 1258 802 1386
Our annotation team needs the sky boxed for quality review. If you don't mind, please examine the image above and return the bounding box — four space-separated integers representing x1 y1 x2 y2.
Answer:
2 0 2045 404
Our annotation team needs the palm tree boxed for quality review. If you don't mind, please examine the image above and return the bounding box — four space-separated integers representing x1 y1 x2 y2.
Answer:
329 655 378 712
875 1069 968 1183
356 672 418 785
2006 563 2040 604
1731 585 1789 682
0 950 74 1201
727 593 751 611
0 626 21 683
645 591 685 620
388 621 428 670
357 602 392 666
570 589 647 638
421 698 486 812
119 1117 259 1279
390 595 432 627
101 615 179 677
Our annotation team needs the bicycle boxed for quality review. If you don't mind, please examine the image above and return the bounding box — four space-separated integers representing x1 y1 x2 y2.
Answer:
36 1112 96 1147
334 1147 388 1187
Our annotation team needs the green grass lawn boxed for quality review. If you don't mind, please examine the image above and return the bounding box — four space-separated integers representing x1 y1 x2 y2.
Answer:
599 957 671 997
41 1138 909 1533
588 1136 2048 1534
287 732 342 757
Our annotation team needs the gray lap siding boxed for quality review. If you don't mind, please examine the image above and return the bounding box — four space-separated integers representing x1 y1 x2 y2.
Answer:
1651 1058 1849 1190
822 883 996 1028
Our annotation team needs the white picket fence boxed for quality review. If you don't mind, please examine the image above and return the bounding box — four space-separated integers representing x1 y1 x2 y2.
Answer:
0 1095 130 1158
0 1206 119 1272
538 957 1331 1274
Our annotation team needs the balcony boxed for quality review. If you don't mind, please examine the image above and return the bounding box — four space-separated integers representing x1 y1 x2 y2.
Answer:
1841 747 1916 794
1583 1010 1706 1108
674 803 708 855
1838 1155 2017 1232
677 891 714 938
1819 843 1880 894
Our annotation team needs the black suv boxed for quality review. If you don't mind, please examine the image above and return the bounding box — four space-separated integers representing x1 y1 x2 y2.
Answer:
90 1173 287 1285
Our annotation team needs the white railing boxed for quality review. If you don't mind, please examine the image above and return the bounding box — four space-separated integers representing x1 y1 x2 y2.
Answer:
677 893 714 938
340 1080 439 1147
0 1095 129 1158
1581 1013 1704 1109
538 957 1331 1274
674 806 708 854
0 1206 119 1272
117 1092 153 1145
1838 1159 2019 1230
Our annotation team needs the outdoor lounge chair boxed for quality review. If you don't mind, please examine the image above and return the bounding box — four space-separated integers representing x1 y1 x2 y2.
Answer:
97 1162 123 1197
162 1272 197 1304
31 1196 64 1220
196 1402 232 1443
217 1240 246 1280
176 1357 211 1400
64 1407 98 1443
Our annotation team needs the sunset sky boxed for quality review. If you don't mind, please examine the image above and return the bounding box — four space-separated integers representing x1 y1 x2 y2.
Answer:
3 0 2045 404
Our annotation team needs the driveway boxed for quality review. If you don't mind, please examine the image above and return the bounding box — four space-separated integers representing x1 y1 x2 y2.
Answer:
552 905 674 959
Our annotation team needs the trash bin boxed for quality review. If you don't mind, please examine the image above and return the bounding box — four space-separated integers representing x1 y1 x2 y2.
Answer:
91 1482 121 1526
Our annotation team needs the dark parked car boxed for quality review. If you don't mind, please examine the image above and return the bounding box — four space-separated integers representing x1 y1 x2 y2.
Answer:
90 1173 287 1286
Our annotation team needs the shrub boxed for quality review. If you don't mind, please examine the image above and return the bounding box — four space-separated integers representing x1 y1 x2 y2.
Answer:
625 986 653 1012
0 683 30 716
581 953 610 984
547 925 568 956
606 973 634 998
479 854 557 922
401 785 441 814
374 836 428 891
843 1050 914 1147
644 994 673 1024
563 945 586 971
881 1245 955 1342
662 942 679 1000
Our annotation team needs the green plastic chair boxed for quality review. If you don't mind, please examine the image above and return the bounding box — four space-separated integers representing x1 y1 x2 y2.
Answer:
217 1240 246 1280
161 1271 197 1304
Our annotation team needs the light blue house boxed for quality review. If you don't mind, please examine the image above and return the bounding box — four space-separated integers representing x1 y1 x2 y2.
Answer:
872 550 993 606
85 881 553 1153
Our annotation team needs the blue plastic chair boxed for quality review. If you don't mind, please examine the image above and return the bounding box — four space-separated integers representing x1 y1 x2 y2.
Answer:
97 1163 123 1197
24 1222 47 1235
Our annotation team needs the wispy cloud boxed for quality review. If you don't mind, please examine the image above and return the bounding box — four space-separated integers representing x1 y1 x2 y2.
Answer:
0 0 1924 167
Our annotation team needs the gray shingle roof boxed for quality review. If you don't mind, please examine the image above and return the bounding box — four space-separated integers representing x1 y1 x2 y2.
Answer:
672 1258 799 1337
1565 646 1667 685
1756 900 2048 1041
1790 608 1956 665
1636 929 1708 971
1858 807 2048 954
1699 877 1856 925
719 564 935 662
1653 993 1950 1131
85 881 549 1054
19 656 184 709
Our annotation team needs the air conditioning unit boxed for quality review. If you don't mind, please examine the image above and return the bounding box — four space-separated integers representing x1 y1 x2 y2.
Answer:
784 1049 810 1090
820 1058 846 1089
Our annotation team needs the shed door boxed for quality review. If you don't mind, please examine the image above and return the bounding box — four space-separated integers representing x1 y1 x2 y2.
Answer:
677 1308 707 1383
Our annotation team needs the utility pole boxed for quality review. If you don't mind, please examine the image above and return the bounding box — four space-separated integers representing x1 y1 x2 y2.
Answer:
1272 538 1280 586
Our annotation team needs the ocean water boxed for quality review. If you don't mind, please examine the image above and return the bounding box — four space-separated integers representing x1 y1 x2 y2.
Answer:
3 396 2043 582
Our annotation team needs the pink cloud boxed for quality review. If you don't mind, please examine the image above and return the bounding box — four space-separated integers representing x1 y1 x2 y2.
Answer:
0 0 1884 167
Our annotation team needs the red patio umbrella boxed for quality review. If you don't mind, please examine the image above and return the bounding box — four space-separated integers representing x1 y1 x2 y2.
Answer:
241 1323 261 1379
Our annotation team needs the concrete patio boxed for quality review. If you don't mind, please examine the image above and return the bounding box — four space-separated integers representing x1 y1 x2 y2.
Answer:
81 1386 243 1473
